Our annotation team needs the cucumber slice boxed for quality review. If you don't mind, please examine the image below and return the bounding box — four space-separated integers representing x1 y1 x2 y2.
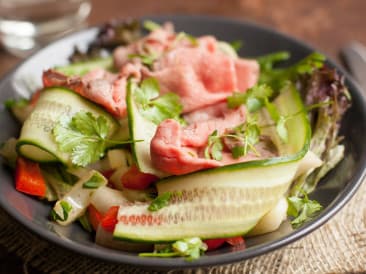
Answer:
126 81 168 177
114 84 311 242
17 88 121 165
54 57 114 76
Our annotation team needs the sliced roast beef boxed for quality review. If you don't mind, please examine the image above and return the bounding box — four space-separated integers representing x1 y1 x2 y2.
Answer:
181 102 246 147
150 119 221 175
146 37 259 113
150 102 272 175
42 63 143 118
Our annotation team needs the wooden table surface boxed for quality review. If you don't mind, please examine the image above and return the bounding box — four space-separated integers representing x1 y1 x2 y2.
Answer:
0 0 365 273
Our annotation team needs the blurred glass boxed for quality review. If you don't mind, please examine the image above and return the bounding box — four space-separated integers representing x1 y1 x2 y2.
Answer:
0 0 91 57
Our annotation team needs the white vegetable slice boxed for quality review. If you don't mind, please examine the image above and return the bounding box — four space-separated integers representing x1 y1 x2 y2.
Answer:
52 170 107 225
295 150 323 178
247 197 288 236
90 186 130 215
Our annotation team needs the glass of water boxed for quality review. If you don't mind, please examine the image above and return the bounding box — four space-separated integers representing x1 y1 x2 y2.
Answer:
0 0 92 57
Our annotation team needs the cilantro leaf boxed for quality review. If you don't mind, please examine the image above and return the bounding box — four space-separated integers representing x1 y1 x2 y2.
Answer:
71 142 105 167
231 145 245 159
227 84 273 112
257 51 290 71
131 78 183 125
258 52 325 90
143 20 161 32
148 192 172 212
287 190 322 228
53 111 134 167
232 120 260 157
139 237 207 261
133 77 159 106
204 130 223 161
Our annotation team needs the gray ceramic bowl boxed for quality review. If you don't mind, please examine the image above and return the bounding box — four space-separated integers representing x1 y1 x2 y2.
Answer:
0 15 365 270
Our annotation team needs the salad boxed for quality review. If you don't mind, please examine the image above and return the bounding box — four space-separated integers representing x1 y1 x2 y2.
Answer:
0 20 351 260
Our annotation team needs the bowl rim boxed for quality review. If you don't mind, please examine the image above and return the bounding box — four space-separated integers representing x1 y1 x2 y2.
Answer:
1 14 366 270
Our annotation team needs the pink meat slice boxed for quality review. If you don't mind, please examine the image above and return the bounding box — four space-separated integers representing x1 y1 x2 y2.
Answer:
150 103 247 175
181 102 246 147
146 37 259 113
150 119 221 175
42 62 143 118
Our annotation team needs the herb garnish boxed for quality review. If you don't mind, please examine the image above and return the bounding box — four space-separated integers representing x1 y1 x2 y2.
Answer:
287 189 323 228
130 78 183 125
227 83 291 143
204 115 261 160
143 20 161 32
204 130 223 161
228 118 261 158
139 237 207 261
148 192 173 212
53 111 135 167
227 84 273 112
258 52 325 90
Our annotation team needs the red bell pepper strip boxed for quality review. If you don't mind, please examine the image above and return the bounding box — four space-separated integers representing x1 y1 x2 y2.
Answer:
87 204 104 231
100 206 119 232
204 236 245 251
121 165 158 190
226 236 245 247
15 157 46 197
204 238 227 250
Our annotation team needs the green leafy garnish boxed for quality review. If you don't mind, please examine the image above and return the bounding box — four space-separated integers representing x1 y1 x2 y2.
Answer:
287 190 323 228
131 78 183 125
263 96 288 143
143 20 161 32
4 98 29 109
128 53 158 66
82 173 105 189
148 192 172 212
227 84 273 112
139 237 207 261
257 51 290 71
227 83 292 144
227 117 261 158
230 40 243 52
204 115 262 160
258 52 325 90
53 111 134 167
176 32 198 46
204 130 223 161
50 201 72 222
